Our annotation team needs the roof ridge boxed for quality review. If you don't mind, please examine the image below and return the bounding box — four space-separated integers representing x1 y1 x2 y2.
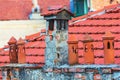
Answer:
104 3 120 10
70 4 120 25
70 9 105 25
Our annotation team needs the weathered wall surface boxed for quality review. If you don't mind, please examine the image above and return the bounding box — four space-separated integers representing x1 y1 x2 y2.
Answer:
45 30 68 68
91 0 120 10
0 20 46 47
2 67 120 80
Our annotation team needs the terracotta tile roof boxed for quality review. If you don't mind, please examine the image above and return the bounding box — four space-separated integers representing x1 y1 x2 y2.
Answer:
41 9 73 16
0 0 32 20
69 4 120 64
41 9 62 16
0 0 69 20
24 32 46 66
25 31 45 42
68 33 78 42
26 48 44 56
25 32 40 41
25 41 46 48
70 4 120 24
39 0 69 14
82 34 94 42
0 31 46 67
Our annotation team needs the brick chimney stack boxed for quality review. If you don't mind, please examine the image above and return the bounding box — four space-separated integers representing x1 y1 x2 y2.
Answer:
17 38 26 64
82 34 94 64
68 35 78 65
102 31 115 64
8 37 18 63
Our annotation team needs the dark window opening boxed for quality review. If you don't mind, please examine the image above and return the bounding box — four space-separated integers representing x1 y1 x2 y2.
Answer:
84 45 88 52
57 53 60 58
72 46 77 53
57 20 61 30
34 8 38 12
57 20 68 30
64 20 68 30
7 69 11 80
112 42 114 48
72 46 75 52
91 44 94 52
49 20 54 31
61 20 66 30
107 42 110 49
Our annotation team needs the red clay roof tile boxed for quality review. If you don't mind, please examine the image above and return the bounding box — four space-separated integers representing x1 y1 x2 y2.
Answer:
41 9 73 16
25 41 46 48
95 58 104 64
25 48 44 56
78 58 84 64
82 34 94 42
0 56 9 63
0 0 69 20
26 56 44 63
0 31 46 67
115 58 120 64
104 4 120 10
25 32 40 40
39 0 69 14
47 5 63 11
69 4 120 64
68 34 78 42
41 9 62 16
0 0 32 20
0 3 120 67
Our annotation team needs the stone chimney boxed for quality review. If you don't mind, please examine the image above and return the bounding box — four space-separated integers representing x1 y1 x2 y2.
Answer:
82 34 94 64
8 37 18 63
17 38 26 64
102 31 115 64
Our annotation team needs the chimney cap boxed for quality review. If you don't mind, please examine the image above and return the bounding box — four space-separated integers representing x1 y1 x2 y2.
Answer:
82 34 93 43
17 37 25 45
8 36 17 44
68 34 78 43
102 31 114 39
